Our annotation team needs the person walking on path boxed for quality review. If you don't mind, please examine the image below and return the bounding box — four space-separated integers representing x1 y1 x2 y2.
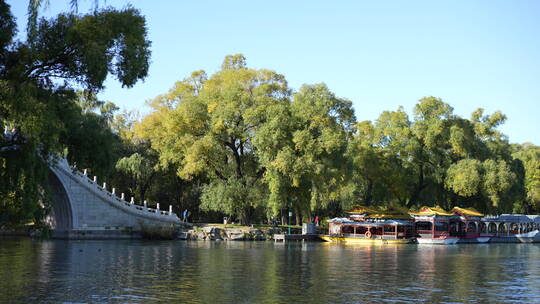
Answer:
183 209 190 222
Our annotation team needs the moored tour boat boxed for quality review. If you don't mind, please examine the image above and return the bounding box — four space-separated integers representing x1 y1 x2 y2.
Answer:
416 235 459 245
321 219 415 244
410 206 460 245
320 204 540 245
516 230 539 243
529 216 540 242
482 214 540 243
321 206 416 244
451 207 491 244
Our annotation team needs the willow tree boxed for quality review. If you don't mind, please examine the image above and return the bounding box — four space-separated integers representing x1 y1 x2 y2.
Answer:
442 108 521 212
349 97 521 213
137 55 290 224
512 143 540 212
255 83 356 222
348 113 414 207
0 0 151 226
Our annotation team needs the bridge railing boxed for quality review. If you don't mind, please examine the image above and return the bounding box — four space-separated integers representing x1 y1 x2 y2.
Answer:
54 158 181 221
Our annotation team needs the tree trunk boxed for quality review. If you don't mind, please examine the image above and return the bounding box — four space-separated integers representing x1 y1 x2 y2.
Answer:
305 209 312 223
240 205 255 225
408 163 426 207
365 178 374 205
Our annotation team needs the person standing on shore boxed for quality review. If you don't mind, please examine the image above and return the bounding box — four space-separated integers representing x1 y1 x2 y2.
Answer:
182 209 188 222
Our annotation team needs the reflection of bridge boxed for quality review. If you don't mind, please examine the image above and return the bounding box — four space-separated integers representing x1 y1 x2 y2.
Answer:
48 158 184 239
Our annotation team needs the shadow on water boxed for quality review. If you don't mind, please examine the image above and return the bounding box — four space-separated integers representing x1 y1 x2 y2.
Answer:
1 238 540 303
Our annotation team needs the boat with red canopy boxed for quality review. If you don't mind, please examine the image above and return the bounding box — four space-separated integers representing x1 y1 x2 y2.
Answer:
321 206 415 244
451 207 490 243
410 206 460 244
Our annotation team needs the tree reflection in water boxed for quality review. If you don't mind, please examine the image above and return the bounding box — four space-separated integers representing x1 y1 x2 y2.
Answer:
1 239 539 303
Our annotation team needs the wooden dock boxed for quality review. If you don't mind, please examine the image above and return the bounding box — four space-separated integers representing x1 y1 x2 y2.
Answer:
273 234 321 242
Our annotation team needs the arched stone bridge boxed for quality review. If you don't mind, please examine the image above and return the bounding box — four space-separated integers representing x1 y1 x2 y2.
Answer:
48 158 186 239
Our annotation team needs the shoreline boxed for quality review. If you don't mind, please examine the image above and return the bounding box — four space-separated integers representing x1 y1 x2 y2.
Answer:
0 225 311 241
2 231 538 244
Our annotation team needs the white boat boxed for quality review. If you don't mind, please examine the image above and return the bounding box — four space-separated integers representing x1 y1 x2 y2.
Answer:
457 236 491 244
411 206 461 245
452 207 490 244
516 230 539 243
482 215 540 243
476 236 491 243
416 236 459 245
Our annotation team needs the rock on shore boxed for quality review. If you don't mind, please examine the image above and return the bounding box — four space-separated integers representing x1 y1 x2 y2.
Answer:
178 226 290 241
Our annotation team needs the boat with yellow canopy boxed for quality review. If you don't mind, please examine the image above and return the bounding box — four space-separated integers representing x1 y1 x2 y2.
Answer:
321 206 415 244
451 206 490 243
410 206 460 244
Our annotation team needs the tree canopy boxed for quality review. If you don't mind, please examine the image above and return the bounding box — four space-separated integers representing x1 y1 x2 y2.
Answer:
0 0 151 227
133 55 536 224
137 55 291 224
348 97 521 213
1 1 538 227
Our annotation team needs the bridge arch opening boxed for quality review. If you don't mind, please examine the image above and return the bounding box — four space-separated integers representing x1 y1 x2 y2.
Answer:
47 170 73 230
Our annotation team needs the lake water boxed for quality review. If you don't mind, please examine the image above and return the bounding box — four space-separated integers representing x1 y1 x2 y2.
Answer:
1 238 539 303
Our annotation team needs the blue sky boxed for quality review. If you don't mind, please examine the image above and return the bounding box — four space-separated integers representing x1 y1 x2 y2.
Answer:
7 1 540 144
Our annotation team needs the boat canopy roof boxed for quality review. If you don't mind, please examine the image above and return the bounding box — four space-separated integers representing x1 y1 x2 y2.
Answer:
452 206 484 217
361 220 412 227
366 213 412 220
346 205 379 215
410 206 454 216
366 206 412 220
378 220 413 226
327 218 412 226
527 215 540 223
483 214 535 223
346 205 412 220
327 217 356 224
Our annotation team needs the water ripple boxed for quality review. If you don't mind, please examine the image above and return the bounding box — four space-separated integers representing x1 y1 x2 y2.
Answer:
1 239 540 303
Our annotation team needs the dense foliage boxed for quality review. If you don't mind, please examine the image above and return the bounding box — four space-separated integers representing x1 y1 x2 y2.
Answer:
1 1 539 227
135 55 538 224
349 99 522 214
0 0 150 227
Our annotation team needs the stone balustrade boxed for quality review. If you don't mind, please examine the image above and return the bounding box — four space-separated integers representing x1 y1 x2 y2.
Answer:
49 157 181 231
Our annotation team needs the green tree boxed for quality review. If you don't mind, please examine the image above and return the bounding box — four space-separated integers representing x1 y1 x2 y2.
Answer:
138 55 290 224
349 96 521 213
256 83 356 222
445 159 482 197
348 117 413 208
60 91 122 178
512 143 540 212
0 0 151 226
115 152 156 203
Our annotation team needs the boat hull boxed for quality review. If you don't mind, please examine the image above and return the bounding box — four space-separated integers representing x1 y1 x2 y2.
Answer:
320 235 414 244
535 232 540 243
476 237 491 243
489 236 521 243
416 237 459 245
516 230 539 243
488 230 539 243
456 237 491 244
